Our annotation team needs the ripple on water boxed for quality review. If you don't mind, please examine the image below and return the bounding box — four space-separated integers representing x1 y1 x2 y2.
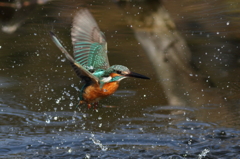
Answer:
0 77 16 88
26 111 83 127
0 101 84 136
112 90 136 97
1 99 240 158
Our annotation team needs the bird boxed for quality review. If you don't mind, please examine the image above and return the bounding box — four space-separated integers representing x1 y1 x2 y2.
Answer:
50 9 150 109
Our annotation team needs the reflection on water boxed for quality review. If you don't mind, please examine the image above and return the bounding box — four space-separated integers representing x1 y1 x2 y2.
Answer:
0 0 51 33
1 0 240 158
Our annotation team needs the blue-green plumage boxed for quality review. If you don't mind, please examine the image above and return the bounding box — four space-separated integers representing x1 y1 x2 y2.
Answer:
50 9 150 108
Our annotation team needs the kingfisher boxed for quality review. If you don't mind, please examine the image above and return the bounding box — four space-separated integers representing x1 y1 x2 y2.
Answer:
50 9 150 109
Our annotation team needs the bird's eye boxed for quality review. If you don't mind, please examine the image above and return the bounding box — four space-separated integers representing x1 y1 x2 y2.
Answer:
116 70 122 74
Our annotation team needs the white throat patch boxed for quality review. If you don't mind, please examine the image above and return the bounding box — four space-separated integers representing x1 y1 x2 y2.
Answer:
101 76 112 83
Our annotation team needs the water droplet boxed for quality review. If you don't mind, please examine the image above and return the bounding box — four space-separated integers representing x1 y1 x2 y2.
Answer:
46 119 50 124
85 154 91 159
56 98 61 104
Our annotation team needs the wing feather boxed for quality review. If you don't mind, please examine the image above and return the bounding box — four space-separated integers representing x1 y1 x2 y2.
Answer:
71 9 110 70
49 31 99 84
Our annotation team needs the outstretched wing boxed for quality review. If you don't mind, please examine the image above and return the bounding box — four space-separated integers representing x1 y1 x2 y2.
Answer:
71 9 110 71
49 31 99 84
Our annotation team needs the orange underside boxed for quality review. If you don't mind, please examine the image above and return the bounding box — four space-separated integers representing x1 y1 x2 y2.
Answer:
82 81 119 104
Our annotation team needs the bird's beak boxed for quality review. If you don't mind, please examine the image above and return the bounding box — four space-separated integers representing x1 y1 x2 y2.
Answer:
125 72 150 79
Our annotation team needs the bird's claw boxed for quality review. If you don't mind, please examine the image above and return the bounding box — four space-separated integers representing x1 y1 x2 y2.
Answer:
87 102 99 109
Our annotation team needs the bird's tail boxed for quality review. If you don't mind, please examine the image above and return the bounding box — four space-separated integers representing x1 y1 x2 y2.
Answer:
49 31 75 63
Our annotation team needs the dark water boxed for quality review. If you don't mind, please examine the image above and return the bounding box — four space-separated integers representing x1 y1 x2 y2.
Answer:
1 0 240 158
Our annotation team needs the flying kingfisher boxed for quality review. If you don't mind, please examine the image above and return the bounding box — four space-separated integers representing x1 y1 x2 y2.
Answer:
50 9 150 109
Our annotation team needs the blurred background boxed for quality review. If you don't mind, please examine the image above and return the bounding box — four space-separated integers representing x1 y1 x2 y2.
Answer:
1 0 240 158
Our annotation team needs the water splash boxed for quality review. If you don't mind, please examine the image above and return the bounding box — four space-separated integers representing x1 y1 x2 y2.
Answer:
90 134 108 151
198 149 210 159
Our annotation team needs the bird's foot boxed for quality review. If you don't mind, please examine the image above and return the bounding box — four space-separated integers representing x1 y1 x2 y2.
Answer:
87 104 92 109
93 102 99 109
87 102 99 109
75 101 99 110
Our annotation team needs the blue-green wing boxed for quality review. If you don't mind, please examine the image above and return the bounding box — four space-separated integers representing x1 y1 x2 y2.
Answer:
71 9 110 71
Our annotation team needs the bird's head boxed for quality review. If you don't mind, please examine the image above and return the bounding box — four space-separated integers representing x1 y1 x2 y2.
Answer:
101 65 150 83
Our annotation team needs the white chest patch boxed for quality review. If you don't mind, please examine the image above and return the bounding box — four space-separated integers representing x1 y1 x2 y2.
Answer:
101 76 112 83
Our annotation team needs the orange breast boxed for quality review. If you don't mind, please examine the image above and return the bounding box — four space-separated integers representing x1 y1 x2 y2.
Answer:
83 82 119 103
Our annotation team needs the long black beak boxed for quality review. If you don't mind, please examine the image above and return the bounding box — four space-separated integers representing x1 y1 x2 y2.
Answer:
125 72 150 79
